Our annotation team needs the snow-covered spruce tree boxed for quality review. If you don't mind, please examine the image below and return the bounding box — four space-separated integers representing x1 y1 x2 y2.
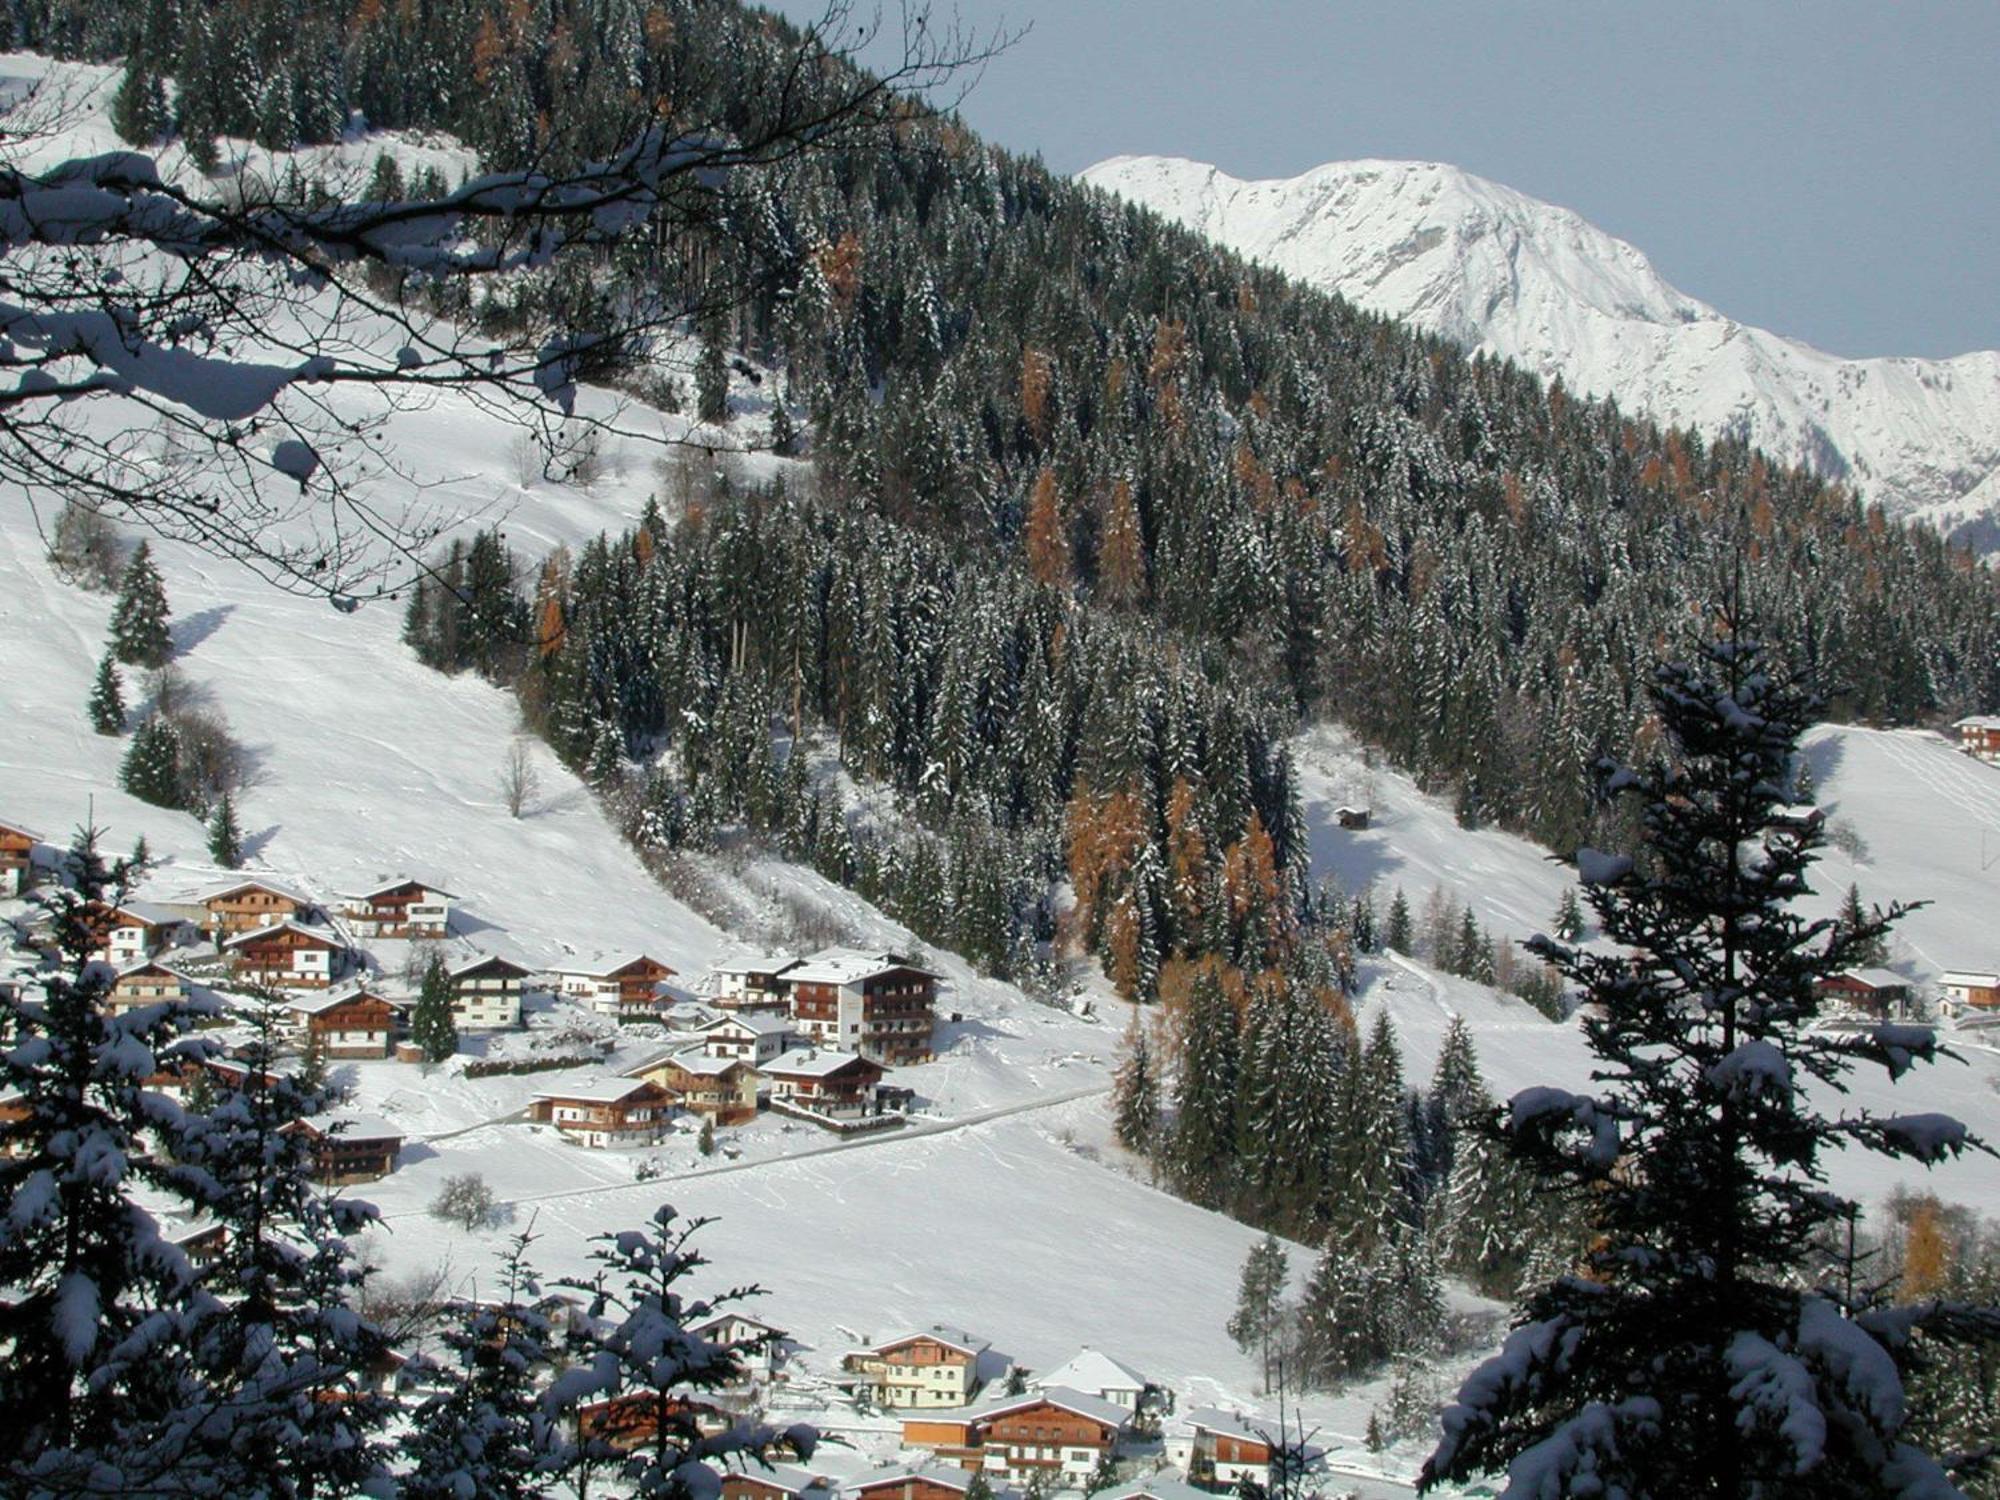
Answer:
110 541 174 669
410 952 460 1064
168 1004 397 1493
0 827 231 1491
1228 1234 1290 1381
1112 1013 1160 1155
1422 614 2000 1497
553 1205 817 1497
206 790 243 868
120 713 184 809
87 650 126 735
1167 964 1241 1209
404 1230 569 1500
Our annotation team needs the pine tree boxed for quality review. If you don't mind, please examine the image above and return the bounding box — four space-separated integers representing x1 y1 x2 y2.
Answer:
297 1023 328 1096
109 541 173 669
207 790 243 868
1385 887 1413 954
110 62 171 144
87 652 125 735
1112 1014 1160 1156
1424 610 1997 1497
410 953 459 1064
1552 885 1586 943
120 715 184 809
1837 882 1890 968
696 321 730 424
1227 1234 1290 1387
1168 965 1241 1208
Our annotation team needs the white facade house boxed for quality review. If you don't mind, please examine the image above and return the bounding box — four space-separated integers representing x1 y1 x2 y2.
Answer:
1035 1348 1154 1412
688 1310 789 1380
447 953 531 1030
1164 1408 1279 1491
843 1326 993 1409
707 954 799 1009
546 954 678 1018
97 901 195 965
1939 970 2000 1018
336 878 455 938
699 1011 797 1065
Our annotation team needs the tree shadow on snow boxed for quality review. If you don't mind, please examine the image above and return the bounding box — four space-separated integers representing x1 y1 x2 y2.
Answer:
241 824 280 862
171 604 235 656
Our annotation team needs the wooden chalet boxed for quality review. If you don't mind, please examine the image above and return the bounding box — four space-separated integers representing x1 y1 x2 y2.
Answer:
574 1393 732 1454
720 1466 834 1500
783 948 938 1066
447 952 533 1030
529 1077 675 1148
1334 806 1371 830
1096 1479 1214 1500
853 1467 989 1500
287 985 407 1058
629 1050 757 1125
759 1049 889 1124
107 958 191 1014
169 1222 230 1267
708 954 799 1012
1816 967 1913 1019
200 879 314 938
0 819 41 896
290 1113 404 1184
1164 1408 1278 1491
337 878 454 939
84 900 193 965
223 920 347 989
549 954 679 1018
902 1388 1130 1486
844 1326 991 1410
1941 970 2000 1016
1954 715 2000 762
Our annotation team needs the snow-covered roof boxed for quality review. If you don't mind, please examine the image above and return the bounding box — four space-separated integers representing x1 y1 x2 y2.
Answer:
448 951 534 979
701 1011 795 1037
199 878 311 906
709 953 799 976
338 876 456 901
111 900 189 927
860 1324 990 1359
114 956 188 980
759 1049 876 1080
299 1112 404 1143
971 1384 1130 1428
0 817 44 840
727 1465 830 1496
647 978 703 1007
1940 970 2000 988
222 919 344 951
285 984 405 1016
549 952 674 979
853 1466 984 1496
1954 715 2000 731
1036 1347 1151 1396
647 1049 749 1079
1175 1407 1274 1445
532 1076 665 1105
783 947 938 986
1836 967 1909 990
1096 1480 1212 1500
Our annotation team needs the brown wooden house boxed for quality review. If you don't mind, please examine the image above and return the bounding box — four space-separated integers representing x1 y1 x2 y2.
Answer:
224 920 347 989
760 1050 886 1121
529 1078 675 1147
288 985 407 1058
337 878 454 939
1954 716 2000 761
720 1467 835 1500
575 1393 732 1454
201 879 313 939
0 819 40 896
107 958 192 1014
853 1468 986 1500
1941 970 2000 1016
290 1113 404 1183
629 1051 757 1125
549 954 680 1018
1815 967 1913 1019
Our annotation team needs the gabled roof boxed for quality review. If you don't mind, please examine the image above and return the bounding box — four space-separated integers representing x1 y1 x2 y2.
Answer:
662 1049 752 1079
0 818 44 841
1036 1347 1151 1396
689 1309 787 1340
222 919 344 951
759 1049 877 1080
1835 967 1910 990
200 878 311 906
109 900 189 928
532 1076 670 1106
726 1465 830 1496
298 1112 404 1144
550 953 676 980
114 956 189 981
1955 715 2000 730
853 1467 985 1497
338 876 457 901
701 1011 796 1037
709 953 799 977
783 947 939 986
1096 1481 1213 1500
1175 1407 1274 1445
449 951 535 979
861 1324 990 1360
1941 969 2000 987
971 1385 1130 1429
285 984 406 1016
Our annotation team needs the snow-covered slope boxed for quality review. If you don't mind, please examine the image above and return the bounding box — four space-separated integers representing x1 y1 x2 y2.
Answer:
1079 155 2000 541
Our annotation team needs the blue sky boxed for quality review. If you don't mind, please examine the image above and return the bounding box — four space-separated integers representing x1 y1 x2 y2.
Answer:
771 1 1998 360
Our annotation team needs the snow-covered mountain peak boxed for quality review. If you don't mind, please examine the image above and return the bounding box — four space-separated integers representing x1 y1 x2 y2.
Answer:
1081 153 2000 543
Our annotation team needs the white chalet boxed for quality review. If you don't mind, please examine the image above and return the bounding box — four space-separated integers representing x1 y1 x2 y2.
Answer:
843 1325 993 1409
547 954 679 1018
447 953 532 1030
1035 1347 1155 1413
698 1011 797 1065
93 901 196 965
337 878 454 939
708 954 798 1010
688 1310 789 1380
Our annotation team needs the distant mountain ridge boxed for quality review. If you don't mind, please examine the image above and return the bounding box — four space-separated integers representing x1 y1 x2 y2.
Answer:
1080 154 2000 545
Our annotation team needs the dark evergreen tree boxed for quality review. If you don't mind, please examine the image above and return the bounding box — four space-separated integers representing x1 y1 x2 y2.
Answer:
206 790 243 868
87 651 125 734
1837 882 1891 968
1424 612 1998 1497
119 715 183 809
1385 888 1413 954
109 541 172 669
1112 1013 1160 1156
410 953 459 1063
696 321 730 424
1168 965 1241 1208
1552 885 1586 943
1227 1234 1290 1388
